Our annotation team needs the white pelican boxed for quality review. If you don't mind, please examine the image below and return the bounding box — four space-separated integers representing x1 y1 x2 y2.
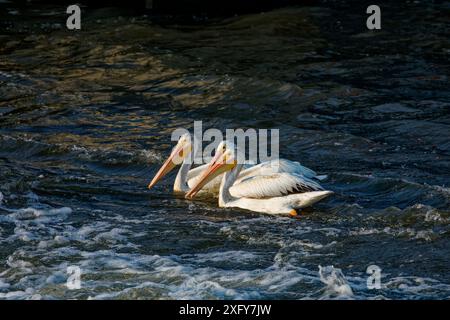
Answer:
185 142 333 216
148 134 327 197
147 133 213 195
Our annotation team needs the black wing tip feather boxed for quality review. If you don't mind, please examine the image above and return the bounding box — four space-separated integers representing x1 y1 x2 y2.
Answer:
280 182 323 196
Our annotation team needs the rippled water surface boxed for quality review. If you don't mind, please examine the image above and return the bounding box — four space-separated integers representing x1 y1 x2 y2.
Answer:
0 2 450 299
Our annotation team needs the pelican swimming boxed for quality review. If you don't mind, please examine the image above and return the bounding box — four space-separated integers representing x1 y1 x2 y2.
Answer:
148 134 327 197
185 142 333 216
147 133 213 195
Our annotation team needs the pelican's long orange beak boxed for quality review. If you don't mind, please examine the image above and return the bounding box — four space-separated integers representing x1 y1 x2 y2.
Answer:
148 144 189 189
185 149 236 199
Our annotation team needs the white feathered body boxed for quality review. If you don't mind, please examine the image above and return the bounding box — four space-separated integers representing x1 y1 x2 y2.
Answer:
214 162 332 215
187 159 327 197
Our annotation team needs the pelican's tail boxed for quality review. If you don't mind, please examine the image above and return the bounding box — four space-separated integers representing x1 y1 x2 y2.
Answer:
315 174 328 181
295 190 333 208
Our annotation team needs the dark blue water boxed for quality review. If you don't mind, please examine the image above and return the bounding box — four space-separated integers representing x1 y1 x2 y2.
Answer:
0 2 449 299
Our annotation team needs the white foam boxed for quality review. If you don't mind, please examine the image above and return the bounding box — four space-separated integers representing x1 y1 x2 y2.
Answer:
0 193 447 299
11 207 72 220
69 250 315 299
93 228 129 243
425 209 444 222
385 276 450 297
318 265 354 299
179 251 260 264
0 279 10 290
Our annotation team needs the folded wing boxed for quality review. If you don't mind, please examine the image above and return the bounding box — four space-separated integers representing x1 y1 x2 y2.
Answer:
229 172 324 199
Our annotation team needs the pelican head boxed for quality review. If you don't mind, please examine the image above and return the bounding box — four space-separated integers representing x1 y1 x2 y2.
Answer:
185 141 237 199
148 133 192 189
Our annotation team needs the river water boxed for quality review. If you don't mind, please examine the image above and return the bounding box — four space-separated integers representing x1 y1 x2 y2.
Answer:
0 2 449 299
